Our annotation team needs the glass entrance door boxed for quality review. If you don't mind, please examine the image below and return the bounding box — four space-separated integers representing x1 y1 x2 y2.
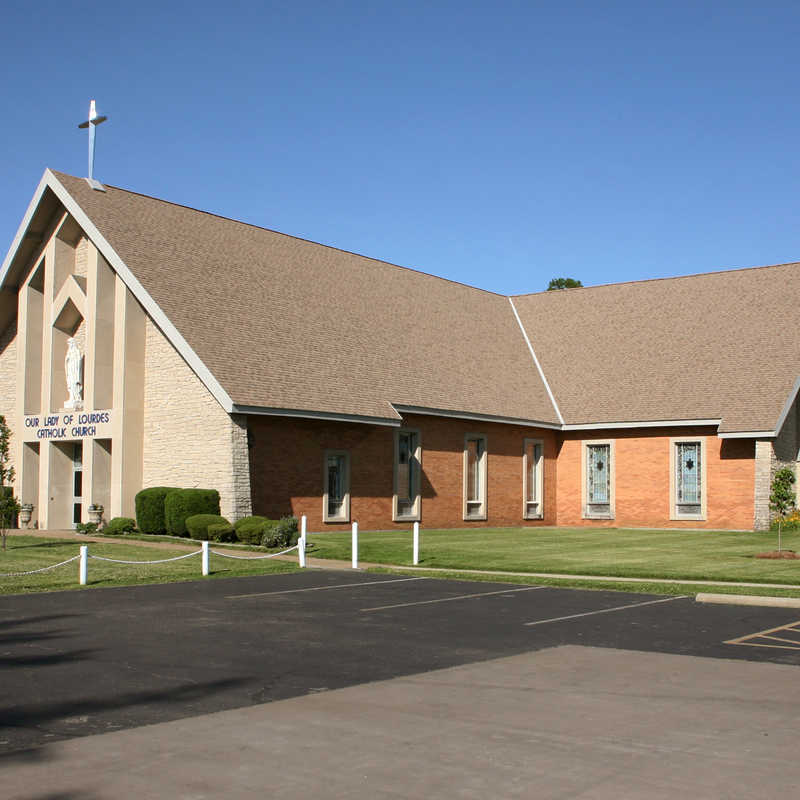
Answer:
72 442 83 527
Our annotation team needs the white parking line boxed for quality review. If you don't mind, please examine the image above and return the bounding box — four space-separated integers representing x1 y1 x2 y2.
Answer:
524 595 687 626
226 576 428 599
361 585 546 612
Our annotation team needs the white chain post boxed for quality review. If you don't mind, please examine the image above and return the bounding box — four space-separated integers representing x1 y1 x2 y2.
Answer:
299 515 307 568
413 522 419 565
202 540 209 576
351 521 358 569
79 545 88 585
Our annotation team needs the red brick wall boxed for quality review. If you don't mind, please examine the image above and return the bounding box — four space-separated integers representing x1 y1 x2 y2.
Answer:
247 416 756 531
247 413 558 530
555 428 755 529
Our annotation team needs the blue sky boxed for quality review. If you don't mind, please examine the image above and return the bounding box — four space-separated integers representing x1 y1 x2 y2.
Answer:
2 0 800 294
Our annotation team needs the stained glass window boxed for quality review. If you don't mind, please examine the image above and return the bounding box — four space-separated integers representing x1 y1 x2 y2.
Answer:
396 431 419 518
465 436 487 518
676 441 701 514
325 452 348 520
525 440 543 518
587 444 610 504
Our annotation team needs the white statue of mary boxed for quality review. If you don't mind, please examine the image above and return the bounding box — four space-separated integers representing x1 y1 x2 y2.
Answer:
65 337 83 410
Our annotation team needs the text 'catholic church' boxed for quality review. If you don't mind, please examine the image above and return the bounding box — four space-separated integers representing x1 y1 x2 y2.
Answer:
1 169 799 531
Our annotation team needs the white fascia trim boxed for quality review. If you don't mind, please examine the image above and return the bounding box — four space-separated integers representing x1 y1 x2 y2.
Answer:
508 297 565 425
232 404 401 427
44 171 236 414
717 430 776 439
771 375 800 439
0 171 51 286
563 419 721 431
392 404 562 430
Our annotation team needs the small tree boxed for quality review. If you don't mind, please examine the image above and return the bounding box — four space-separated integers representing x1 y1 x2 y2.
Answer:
769 467 796 553
547 277 583 290
0 415 19 551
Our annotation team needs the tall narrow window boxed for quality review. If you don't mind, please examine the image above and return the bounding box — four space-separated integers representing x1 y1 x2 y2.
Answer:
323 450 350 523
464 434 487 520
582 441 614 519
523 438 544 519
72 442 83 527
671 438 706 520
394 429 421 521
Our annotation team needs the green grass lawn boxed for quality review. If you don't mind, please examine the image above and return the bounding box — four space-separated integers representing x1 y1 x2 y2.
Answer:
308 527 800 586
0 535 299 595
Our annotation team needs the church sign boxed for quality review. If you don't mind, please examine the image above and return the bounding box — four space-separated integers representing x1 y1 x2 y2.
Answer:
22 411 113 442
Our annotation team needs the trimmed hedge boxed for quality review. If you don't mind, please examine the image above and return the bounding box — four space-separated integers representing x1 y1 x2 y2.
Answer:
234 515 273 545
185 513 230 541
165 489 220 537
104 516 136 535
135 487 180 534
261 516 299 549
208 522 236 542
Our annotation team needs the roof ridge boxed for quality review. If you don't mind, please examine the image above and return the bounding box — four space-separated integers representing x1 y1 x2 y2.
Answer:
52 170 507 300
510 260 800 298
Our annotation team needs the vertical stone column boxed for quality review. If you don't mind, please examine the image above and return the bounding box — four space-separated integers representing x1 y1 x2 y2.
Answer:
229 414 253 521
110 277 145 519
754 439 772 531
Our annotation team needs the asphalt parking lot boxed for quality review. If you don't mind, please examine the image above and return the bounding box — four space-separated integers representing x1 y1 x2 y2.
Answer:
4 568 800 758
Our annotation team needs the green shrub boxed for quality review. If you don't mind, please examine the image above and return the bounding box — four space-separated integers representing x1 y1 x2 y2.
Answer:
135 487 180 534
261 516 299 549
75 521 98 535
165 489 220 537
104 517 136 535
234 515 273 545
208 522 237 542
185 513 230 540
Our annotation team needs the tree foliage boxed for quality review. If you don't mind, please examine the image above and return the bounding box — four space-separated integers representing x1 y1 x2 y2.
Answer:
547 277 583 290
769 467 796 552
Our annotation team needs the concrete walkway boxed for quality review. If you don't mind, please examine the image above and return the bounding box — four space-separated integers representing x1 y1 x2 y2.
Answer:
6 645 800 799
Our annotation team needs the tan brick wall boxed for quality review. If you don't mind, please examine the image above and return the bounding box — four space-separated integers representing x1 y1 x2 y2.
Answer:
755 396 800 530
248 413 558 530
556 428 755 530
142 318 251 521
0 318 17 477
74 237 88 279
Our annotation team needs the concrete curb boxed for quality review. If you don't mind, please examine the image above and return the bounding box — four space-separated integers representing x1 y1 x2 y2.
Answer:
696 593 800 608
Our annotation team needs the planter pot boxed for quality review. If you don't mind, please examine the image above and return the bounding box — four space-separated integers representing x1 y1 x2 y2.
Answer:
19 505 33 527
87 506 104 526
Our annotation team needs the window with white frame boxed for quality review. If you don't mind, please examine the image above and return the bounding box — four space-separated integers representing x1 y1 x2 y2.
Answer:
394 429 421 521
323 450 350 523
464 434 487 520
583 441 614 519
523 438 544 519
671 438 706 520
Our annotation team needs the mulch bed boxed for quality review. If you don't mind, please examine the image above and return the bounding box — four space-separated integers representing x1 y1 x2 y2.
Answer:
756 550 800 559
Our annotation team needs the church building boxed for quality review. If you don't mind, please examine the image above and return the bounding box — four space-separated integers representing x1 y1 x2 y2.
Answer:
1 169 798 531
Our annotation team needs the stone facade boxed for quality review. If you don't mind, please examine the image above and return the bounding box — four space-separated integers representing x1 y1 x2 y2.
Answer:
753 394 800 530
754 440 772 530
142 317 251 522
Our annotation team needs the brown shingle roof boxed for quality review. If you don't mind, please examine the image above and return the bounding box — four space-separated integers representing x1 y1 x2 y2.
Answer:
53 172 561 425
9 171 794 434
512 265 800 433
